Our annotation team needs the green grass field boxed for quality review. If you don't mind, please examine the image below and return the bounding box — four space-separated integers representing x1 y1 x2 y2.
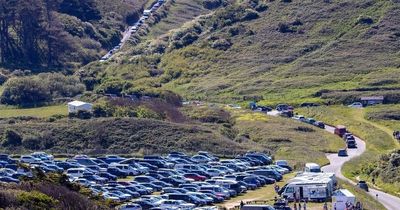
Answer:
0 104 66 118
298 105 400 196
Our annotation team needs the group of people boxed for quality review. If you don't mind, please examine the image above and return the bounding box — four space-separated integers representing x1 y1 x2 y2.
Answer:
393 130 400 140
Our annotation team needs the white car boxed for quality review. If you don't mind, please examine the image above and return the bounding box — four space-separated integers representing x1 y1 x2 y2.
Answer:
159 200 195 210
348 102 363 108
20 155 41 164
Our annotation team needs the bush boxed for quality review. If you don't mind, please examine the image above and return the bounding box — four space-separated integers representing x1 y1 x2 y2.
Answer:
0 72 8 85
2 129 22 147
17 191 57 210
211 39 232 50
255 3 268 12
241 9 259 21
357 15 374 25
1 77 51 106
95 78 133 95
0 73 85 106
203 0 223 9
22 135 42 150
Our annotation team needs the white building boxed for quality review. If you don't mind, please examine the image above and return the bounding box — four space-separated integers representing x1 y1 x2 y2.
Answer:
67 101 93 113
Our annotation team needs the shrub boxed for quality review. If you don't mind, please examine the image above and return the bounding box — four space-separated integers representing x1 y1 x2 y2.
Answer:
278 23 295 33
0 72 8 85
1 77 51 106
0 73 85 106
211 39 232 50
255 3 268 12
2 129 22 147
357 15 374 25
241 9 259 21
22 135 42 150
203 0 223 9
95 78 133 95
17 191 57 210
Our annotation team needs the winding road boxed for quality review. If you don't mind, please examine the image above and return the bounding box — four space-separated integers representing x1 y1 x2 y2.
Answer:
267 110 400 210
321 125 400 210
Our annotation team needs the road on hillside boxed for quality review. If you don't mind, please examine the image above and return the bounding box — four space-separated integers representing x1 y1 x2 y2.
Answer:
267 110 400 210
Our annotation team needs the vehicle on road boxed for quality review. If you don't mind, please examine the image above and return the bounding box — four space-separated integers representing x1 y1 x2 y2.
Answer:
338 149 348 157
313 121 325 129
334 125 347 137
357 180 369 192
304 163 321 173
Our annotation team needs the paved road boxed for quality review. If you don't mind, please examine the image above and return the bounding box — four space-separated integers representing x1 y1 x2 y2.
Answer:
267 110 400 210
100 1 164 61
321 125 400 210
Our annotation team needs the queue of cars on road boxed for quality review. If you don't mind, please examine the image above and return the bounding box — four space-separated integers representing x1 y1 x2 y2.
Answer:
100 0 165 62
0 151 292 209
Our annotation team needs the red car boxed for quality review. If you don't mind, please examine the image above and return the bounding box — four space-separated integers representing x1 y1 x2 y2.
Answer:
184 173 206 181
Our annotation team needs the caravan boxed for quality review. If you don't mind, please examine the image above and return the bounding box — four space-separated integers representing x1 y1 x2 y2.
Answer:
304 163 321 173
279 172 337 202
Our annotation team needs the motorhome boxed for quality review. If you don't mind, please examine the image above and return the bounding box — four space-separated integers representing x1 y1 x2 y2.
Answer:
279 179 333 202
304 163 321 173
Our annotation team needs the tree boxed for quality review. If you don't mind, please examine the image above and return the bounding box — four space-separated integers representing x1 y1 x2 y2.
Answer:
2 129 22 146
1 77 51 106
59 0 101 22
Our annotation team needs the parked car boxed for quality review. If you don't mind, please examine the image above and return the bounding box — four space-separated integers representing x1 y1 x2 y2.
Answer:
348 102 363 108
275 160 292 171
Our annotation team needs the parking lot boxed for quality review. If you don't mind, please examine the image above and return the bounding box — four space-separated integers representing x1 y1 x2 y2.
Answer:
0 151 292 209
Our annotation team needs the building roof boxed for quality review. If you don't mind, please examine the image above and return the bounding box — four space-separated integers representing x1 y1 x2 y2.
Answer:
360 96 384 101
67 100 92 107
333 189 355 197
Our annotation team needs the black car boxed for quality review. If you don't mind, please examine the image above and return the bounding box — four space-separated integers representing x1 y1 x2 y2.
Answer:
313 121 325 129
161 177 186 187
134 200 158 209
357 180 369 192
107 167 128 178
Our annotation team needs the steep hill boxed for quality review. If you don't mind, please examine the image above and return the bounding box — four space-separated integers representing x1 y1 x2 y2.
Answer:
0 0 147 70
84 0 400 105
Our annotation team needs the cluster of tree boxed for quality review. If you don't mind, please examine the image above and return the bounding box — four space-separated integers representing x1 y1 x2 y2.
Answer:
0 0 145 70
0 171 111 209
0 73 85 106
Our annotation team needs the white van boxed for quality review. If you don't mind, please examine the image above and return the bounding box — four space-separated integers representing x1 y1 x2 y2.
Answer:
66 168 86 178
304 163 321 173
109 163 139 176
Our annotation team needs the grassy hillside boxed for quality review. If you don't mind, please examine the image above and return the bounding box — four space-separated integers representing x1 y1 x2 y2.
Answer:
84 0 400 105
0 105 66 118
298 106 400 196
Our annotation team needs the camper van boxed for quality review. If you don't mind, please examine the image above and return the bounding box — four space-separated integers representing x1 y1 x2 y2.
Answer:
334 125 347 137
304 163 321 173
279 179 333 202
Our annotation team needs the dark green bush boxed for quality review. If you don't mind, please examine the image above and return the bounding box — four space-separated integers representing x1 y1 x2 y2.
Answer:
2 129 22 147
203 0 223 9
17 191 57 210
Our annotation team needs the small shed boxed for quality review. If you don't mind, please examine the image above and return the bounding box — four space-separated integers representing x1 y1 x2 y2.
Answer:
332 189 356 210
67 101 93 113
360 96 384 106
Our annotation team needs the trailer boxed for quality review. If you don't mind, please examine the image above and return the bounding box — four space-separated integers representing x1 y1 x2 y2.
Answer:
280 173 337 202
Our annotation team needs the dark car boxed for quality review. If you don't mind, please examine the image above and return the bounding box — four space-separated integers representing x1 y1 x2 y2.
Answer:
161 177 187 187
347 140 357 148
300 102 320 107
168 193 206 206
107 167 128 178
135 176 157 183
0 154 16 164
184 173 206 181
0 176 19 183
134 199 158 209
98 172 117 181
313 121 325 129
141 183 162 191
357 180 369 192
338 149 348 157
251 170 282 181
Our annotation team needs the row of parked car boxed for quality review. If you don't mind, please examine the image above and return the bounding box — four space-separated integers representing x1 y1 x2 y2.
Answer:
100 0 165 61
0 151 292 210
